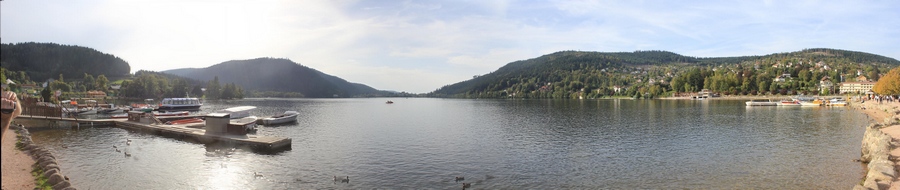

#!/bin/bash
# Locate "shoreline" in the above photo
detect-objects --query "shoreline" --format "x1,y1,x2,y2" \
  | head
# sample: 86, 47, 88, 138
852, 99, 900, 189
1, 123, 76, 190
1, 126, 35, 190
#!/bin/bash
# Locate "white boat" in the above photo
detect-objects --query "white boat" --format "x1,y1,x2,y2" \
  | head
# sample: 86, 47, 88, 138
746, 99, 777, 106
217, 106, 257, 119
109, 111, 189, 119
158, 98, 202, 111
258, 111, 299, 125
777, 99, 801, 106
98, 107, 125, 114
215, 106, 259, 132
828, 98, 848, 106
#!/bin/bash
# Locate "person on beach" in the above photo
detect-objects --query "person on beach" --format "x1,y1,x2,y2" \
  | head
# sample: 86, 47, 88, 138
1, 90, 23, 142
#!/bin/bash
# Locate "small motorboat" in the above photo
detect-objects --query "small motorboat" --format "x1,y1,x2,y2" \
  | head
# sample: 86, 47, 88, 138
111, 111, 189, 119
258, 111, 299, 125
386, 101, 394, 104
745, 99, 777, 106
165, 117, 204, 125
777, 99, 801, 106
155, 111, 190, 117
828, 98, 848, 106
98, 107, 125, 114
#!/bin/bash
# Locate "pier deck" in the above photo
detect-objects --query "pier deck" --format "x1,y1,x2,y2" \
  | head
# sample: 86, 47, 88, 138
16, 115, 292, 152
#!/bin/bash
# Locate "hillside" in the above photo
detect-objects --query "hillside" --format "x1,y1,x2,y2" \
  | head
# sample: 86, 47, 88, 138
163, 58, 385, 98
0, 42, 131, 81
432, 48, 900, 98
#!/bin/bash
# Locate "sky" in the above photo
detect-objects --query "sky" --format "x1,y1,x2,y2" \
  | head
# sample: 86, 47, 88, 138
2, 0, 899, 93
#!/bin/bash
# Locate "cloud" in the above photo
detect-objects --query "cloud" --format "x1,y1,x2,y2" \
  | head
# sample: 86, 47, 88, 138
2, 0, 899, 93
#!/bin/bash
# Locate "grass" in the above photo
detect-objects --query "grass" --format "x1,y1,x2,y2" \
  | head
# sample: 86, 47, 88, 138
15, 129, 53, 190
31, 163, 52, 190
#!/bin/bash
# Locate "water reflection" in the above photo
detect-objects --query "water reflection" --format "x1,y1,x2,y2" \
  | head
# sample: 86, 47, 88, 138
26, 98, 867, 189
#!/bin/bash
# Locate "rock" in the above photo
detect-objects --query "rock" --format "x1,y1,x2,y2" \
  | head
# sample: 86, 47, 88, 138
863, 179, 879, 190
42, 169, 59, 178
38, 156, 55, 163
51, 180, 71, 190
47, 173, 65, 186
39, 158, 57, 169
43, 164, 60, 171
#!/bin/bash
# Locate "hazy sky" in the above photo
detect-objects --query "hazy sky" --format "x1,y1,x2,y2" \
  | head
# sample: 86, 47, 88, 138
2, 1, 898, 93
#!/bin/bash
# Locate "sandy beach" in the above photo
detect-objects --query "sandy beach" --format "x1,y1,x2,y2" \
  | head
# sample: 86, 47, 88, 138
1, 127, 36, 190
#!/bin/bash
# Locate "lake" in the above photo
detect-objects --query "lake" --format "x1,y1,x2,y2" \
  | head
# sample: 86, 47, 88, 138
27, 98, 869, 189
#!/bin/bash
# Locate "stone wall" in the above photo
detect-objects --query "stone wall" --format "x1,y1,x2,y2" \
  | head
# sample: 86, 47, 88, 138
13, 124, 76, 190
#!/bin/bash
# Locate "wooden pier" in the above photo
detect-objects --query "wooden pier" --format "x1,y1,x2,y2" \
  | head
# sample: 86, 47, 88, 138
16, 115, 292, 152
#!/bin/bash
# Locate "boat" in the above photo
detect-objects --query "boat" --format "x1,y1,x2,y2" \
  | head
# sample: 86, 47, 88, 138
110, 111, 189, 119
217, 106, 257, 119
386, 101, 394, 104
98, 107, 125, 114
158, 98, 202, 111
745, 99, 777, 106
215, 106, 259, 132
800, 99, 824, 106
258, 111, 299, 125
777, 99, 801, 106
155, 111, 190, 117
827, 98, 848, 106
165, 117, 204, 125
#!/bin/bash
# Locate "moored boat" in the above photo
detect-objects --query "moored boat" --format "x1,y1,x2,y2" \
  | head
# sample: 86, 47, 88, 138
98, 107, 125, 114
215, 106, 259, 132
158, 98, 202, 111
258, 111, 299, 125
165, 117, 204, 125
799, 99, 824, 106
110, 111, 189, 119
746, 99, 777, 106
777, 99, 801, 106
827, 98, 848, 106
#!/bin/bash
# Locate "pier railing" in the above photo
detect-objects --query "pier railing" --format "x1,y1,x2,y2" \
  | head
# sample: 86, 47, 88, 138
20, 97, 63, 117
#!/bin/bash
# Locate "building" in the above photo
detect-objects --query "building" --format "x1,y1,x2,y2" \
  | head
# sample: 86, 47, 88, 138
839, 82, 877, 94
86, 90, 107, 98
773, 73, 792, 82
819, 76, 834, 94
856, 75, 869, 82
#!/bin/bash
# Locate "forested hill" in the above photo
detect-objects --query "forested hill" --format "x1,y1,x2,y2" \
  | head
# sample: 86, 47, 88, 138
432, 48, 900, 98
0, 42, 131, 81
163, 58, 385, 98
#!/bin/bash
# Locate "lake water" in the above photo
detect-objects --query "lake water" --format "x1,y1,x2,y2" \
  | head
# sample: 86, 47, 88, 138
27, 98, 870, 189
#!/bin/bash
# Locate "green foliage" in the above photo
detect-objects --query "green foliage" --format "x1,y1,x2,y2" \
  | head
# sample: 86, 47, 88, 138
41, 86, 53, 102
119, 70, 239, 99
1, 42, 130, 82
432, 48, 900, 98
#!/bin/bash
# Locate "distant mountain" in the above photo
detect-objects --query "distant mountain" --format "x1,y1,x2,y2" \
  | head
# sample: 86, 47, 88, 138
163, 58, 385, 98
432, 48, 900, 98
0, 42, 131, 81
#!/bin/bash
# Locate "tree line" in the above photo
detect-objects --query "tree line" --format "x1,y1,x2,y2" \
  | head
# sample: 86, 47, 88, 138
432, 49, 899, 99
